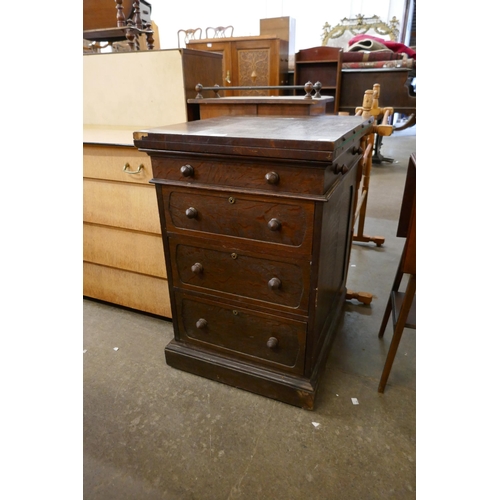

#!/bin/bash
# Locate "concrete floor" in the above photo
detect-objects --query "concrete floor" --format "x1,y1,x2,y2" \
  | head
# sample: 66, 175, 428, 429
83, 125, 416, 499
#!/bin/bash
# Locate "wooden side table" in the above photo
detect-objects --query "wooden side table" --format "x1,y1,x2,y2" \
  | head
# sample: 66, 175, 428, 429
377, 153, 416, 393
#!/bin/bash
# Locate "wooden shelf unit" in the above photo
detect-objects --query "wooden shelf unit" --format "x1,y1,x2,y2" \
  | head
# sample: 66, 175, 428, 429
294, 46, 343, 114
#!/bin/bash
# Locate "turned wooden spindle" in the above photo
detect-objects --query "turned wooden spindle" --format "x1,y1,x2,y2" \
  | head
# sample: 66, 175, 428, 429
145, 23, 155, 50
132, 0, 142, 29
355, 89, 374, 120
195, 84, 204, 99
125, 21, 136, 50
116, 0, 126, 27
313, 81, 322, 98
304, 81, 314, 99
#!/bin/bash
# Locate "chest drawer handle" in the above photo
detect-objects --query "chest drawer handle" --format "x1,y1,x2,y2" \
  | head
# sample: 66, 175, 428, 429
268, 218, 281, 231
191, 263, 203, 274
122, 163, 144, 174
333, 164, 349, 175
186, 207, 198, 219
180, 164, 194, 177
268, 277, 282, 290
265, 172, 280, 185
267, 337, 279, 349
196, 318, 208, 330
351, 146, 363, 155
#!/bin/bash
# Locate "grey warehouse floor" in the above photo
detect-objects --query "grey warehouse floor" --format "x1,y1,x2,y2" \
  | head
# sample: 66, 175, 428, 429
83, 124, 417, 499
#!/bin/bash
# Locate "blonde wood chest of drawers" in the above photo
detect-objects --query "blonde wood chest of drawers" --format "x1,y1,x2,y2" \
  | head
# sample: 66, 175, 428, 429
83, 49, 223, 317
134, 115, 373, 408
83, 127, 171, 317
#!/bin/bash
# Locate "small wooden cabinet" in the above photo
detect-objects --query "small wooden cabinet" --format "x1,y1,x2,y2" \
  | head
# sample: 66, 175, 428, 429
294, 46, 343, 114
134, 114, 373, 408
187, 36, 289, 95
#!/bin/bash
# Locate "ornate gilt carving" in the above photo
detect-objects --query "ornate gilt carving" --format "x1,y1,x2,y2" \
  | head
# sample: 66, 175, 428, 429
321, 14, 400, 45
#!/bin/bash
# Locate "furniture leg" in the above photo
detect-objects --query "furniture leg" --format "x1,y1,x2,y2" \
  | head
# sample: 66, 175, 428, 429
378, 274, 416, 393
372, 132, 394, 164
378, 254, 405, 338
346, 290, 372, 305
352, 132, 385, 246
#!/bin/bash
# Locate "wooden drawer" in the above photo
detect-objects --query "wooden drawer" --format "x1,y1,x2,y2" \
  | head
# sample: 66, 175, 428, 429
175, 292, 306, 374
84, 262, 171, 318
160, 185, 314, 251
83, 178, 161, 233
83, 144, 153, 185
169, 235, 310, 312
84, 223, 166, 278
151, 155, 328, 195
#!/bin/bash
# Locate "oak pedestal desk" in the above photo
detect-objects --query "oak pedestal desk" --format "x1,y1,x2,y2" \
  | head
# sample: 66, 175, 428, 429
134, 115, 373, 409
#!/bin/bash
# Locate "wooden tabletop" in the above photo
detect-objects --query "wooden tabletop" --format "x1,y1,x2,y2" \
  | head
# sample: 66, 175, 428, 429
83, 125, 139, 147
134, 115, 374, 161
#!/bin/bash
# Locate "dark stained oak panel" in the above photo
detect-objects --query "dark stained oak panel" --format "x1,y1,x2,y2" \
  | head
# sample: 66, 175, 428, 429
171, 238, 310, 310
176, 293, 307, 374
163, 187, 314, 249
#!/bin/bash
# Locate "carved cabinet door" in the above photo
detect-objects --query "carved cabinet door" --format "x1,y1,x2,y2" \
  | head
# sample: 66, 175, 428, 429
231, 39, 286, 96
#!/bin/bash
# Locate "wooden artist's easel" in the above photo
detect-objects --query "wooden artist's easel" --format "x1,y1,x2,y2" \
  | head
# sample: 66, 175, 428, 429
345, 84, 394, 305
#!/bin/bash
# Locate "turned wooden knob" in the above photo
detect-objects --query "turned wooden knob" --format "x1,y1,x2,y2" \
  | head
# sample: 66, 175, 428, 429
268, 218, 282, 231
265, 171, 280, 185
186, 207, 198, 219
267, 337, 279, 349
196, 318, 208, 329
333, 164, 349, 175
268, 277, 282, 290
351, 146, 363, 155
180, 164, 194, 177
191, 263, 203, 274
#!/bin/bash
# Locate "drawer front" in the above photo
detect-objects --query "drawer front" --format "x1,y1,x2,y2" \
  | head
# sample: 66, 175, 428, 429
162, 186, 314, 251
170, 236, 310, 311
331, 143, 363, 175
151, 155, 326, 195
84, 223, 167, 278
84, 262, 171, 318
175, 293, 306, 374
84, 144, 153, 185
84, 178, 161, 233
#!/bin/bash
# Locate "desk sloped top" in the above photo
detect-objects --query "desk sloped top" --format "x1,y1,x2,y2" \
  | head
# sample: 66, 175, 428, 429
133, 115, 373, 162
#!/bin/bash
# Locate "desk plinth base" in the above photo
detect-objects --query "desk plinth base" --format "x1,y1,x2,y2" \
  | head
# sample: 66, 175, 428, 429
165, 342, 316, 409
164, 304, 342, 411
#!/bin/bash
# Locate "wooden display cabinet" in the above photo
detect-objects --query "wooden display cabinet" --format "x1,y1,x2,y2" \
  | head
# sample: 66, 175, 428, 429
187, 35, 289, 96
